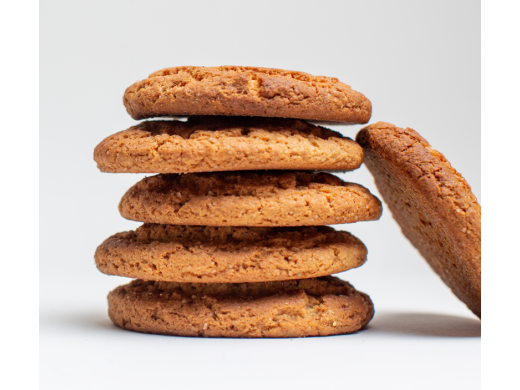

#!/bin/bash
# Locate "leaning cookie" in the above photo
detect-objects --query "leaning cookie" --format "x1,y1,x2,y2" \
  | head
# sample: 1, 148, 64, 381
119, 171, 383, 227
108, 277, 374, 337
95, 224, 367, 283
357, 122, 481, 317
94, 117, 364, 173
123, 66, 372, 124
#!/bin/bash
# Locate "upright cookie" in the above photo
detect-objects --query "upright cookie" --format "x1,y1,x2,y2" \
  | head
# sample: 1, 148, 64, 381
357, 122, 481, 317
94, 116, 364, 174
119, 171, 383, 226
123, 66, 372, 124
108, 277, 374, 337
95, 224, 367, 283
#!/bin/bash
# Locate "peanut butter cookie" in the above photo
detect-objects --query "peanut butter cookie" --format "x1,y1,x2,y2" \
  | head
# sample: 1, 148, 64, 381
94, 116, 363, 173
108, 277, 374, 337
357, 122, 481, 317
123, 66, 371, 123
119, 171, 383, 227
95, 224, 367, 283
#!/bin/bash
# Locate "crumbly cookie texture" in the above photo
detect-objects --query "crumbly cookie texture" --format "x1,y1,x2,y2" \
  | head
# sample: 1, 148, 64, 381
107, 277, 374, 337
94, 116, 364, 173
95, 224, 367, 283
357, 122, 481, 317
118, 171, 383, 227
123, 66, 372, 124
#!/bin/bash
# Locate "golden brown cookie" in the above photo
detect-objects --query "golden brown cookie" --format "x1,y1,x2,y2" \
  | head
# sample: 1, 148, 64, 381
95, 224, 367, 283
108, 277, 374, 337
94, 116, 364, 174
356, 122, 481, 317
119, 171, 383, 227
123, 66, 372, 124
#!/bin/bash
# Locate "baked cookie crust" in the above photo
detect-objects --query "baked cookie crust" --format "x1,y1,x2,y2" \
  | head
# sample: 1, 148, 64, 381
108, 277, 374, 337
119, 171, 383, 226
357, 122, 481, 317
123, 66, 372, 124
94, 116, 364, 174
95, 224, 367, 283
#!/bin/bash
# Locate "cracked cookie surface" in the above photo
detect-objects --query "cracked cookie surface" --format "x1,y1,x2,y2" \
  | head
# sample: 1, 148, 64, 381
357, 122, 481, 317
123, 66, 372, 123
95, 224, 367, 283
107, 276, 374, 337
118, 171, 383, 226
94, 116, 364, 173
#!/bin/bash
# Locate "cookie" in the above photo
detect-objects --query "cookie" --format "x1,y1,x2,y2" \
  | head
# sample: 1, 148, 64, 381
95, 224, 367, 283
107, 277, 374, 337
356, 122, 481, 317
94, 116, 364, 174
119, 171, 383, 226
123, 66, 372, 124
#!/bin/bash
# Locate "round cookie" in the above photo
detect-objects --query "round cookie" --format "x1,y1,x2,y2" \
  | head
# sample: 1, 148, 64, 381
123, 66, 372, 124
108, 277, 374, 337
94, 116, 364, 174
356, 122, 481, 317
119, 171, 383, 227
95, 224, 367, 283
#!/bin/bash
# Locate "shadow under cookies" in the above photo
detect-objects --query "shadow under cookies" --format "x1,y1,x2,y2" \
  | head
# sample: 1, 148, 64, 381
41, 308, 481, 339
368, 311, 481, 338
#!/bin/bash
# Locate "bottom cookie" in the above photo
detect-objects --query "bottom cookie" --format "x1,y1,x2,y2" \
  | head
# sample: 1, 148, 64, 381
108, 277, 374, 338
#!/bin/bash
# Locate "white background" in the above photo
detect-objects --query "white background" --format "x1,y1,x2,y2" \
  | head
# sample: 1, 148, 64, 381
38, 1, 483, 389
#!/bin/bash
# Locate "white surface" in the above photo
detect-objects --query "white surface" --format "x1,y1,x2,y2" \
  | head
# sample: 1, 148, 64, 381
40, 271, 480, 390
40, 1, 481, 389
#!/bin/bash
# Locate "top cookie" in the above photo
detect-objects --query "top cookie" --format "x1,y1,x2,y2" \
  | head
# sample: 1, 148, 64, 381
356, 122, 481, 317
123, 66, 372, 124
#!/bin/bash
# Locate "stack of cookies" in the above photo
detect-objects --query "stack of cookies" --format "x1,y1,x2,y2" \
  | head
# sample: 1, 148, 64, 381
94, 66, 383, 337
